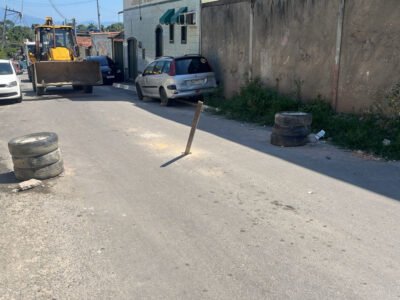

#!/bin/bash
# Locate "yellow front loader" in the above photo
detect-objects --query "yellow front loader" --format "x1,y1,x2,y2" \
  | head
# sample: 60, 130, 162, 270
28, 17, 102, 96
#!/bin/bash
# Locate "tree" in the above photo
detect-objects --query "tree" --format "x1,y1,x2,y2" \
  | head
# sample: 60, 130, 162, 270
0, 20, 33, 59
76, 24, 88, 32
106, 22, 123, 32
87, 23, 98, 32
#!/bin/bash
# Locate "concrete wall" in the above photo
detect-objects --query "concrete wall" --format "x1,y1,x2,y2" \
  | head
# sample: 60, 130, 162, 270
201, 0, 400, 113
91, 34, 113, 57
123, 0, 201, 79
201, 0, 250, 98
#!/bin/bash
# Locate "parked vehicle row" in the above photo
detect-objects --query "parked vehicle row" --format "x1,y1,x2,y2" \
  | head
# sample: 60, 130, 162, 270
135, 55, 218, 106
0, 53, 217, 107
84, 55, 123, 85
0, 59, 22, 103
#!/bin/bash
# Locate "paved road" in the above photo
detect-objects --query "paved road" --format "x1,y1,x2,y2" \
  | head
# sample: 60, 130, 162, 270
0, 77, 399, 299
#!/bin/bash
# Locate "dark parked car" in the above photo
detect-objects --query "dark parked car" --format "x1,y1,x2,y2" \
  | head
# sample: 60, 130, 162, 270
85, 56, 121, 85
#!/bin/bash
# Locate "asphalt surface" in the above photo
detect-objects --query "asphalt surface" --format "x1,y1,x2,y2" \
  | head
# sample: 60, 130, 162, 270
0, 76, 399, 299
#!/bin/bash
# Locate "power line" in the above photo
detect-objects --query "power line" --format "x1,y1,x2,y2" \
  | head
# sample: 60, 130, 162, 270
48, 0, 65, 20
1, 6, 22, 49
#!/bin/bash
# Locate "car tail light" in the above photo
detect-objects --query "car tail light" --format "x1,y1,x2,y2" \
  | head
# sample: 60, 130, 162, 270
168, 60, 176, 76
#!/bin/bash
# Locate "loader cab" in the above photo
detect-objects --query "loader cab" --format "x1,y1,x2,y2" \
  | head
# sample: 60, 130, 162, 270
35, 25, 77, 61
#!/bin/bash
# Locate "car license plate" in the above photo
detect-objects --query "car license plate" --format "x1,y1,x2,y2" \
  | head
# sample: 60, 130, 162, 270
106, 75, 115, 79
191, 79, 203, 85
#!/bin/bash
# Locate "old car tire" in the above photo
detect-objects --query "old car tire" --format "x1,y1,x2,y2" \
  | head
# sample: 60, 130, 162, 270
272, 124, 311, 137
275, 112, 312, 128
12, 149, 61, 169
160, 88, 170, 106
36, 87, 45, 96
136, 83, 144, 100
8, 132, 58, 158
270, 133, 308, 147
14, 159, 64, 181
84, 85, 93, 93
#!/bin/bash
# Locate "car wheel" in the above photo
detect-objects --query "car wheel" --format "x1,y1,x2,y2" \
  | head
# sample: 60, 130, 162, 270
160, 87, 171, 106
84, 85, 93, 93
15, 93, 22, 103
8, 132, 59, 158
36, 87, 45, 96
136, 83, 144, 100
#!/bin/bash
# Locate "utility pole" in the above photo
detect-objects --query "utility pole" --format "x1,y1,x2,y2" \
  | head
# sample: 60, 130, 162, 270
1, 6, 22, 49
96, 0, 101, 32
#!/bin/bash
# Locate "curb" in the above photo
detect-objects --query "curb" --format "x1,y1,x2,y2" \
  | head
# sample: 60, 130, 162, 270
113, 83, 136, 93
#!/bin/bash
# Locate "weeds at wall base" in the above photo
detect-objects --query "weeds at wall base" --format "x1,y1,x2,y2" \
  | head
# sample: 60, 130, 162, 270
204, 80, 400, 161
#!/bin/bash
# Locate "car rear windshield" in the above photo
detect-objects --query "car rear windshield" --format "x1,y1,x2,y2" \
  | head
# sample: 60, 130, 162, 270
175, 57, 212, 75
88, 56, 108, 66
0, 63, 13, 75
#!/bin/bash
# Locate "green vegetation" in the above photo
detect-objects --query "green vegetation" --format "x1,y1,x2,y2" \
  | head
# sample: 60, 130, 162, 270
205, 79, 400, 160
76, 22, 124, 32
0, 20, 33, 59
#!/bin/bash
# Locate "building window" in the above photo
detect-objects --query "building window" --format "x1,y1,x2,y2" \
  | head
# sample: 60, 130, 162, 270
169, 24, 174, 43
142, 48, 146, 60
181, 26, 187, 44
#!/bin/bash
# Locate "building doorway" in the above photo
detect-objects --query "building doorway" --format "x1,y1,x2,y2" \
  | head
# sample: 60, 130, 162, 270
127, 38, 137, 81
155, 26, 163, 58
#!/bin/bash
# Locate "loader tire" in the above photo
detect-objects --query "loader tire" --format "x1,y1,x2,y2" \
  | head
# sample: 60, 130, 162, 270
14, 159, 64, 181
275, 112, 312, 128
84, 85, 93, 93
12, 149, 61, 169
270, 133, 308, 147
8, 132, 59, 158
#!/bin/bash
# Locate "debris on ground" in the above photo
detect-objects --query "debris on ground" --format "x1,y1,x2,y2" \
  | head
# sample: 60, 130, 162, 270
382, 139, 391, 146
352, 150, 382, 161
308, 130, 326, 143
13, 179, 43, 192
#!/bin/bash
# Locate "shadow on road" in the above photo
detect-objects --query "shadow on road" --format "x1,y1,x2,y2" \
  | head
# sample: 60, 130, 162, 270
40, 85, 400, 202
0, 171, 18, 184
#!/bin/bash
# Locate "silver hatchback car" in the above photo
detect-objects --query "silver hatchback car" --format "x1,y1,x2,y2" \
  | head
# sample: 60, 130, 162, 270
135, 55, 217, 106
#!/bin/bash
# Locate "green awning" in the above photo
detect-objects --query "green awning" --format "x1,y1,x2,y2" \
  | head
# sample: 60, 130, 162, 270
170, 7, 188, 24
159, 9, 175, 25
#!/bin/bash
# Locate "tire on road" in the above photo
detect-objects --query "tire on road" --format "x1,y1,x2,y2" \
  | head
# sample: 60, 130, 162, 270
8, 132, 59, 158
272, 124, 311, 137
270, 133, 308, 147
12, 149, 62, 169
14, 159, 64, 181
275, 112, 312, 128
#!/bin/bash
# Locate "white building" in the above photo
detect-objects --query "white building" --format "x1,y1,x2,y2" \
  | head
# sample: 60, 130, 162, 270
122, 0, 201, 81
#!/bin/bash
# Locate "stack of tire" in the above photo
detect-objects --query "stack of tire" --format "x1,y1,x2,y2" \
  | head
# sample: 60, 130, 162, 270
270, 112, 312, 147
8, 132, 64, 181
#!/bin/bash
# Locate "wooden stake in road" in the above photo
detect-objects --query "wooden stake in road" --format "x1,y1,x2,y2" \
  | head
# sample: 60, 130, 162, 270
184, 101, 204, 155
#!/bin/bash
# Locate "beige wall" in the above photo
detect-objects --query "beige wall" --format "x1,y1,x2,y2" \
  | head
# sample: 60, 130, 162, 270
202, 0, 400, 113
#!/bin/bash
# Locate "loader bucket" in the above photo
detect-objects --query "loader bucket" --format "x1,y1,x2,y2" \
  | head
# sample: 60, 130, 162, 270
34, 61, 103, 87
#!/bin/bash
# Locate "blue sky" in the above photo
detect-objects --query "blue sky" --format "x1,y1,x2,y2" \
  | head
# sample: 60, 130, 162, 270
3, 0, 123, 25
